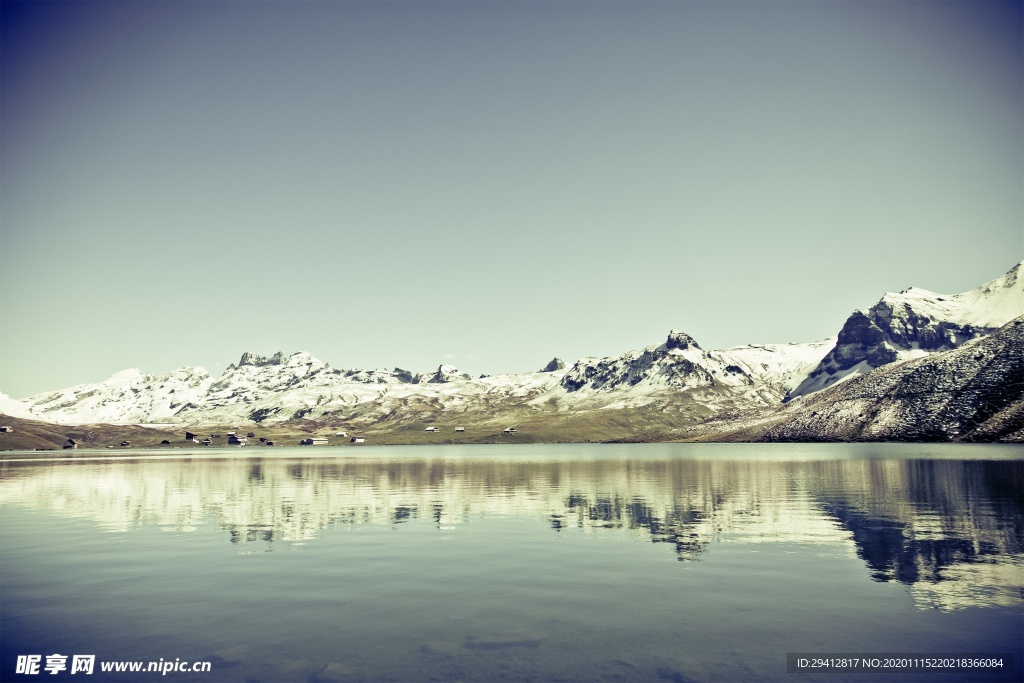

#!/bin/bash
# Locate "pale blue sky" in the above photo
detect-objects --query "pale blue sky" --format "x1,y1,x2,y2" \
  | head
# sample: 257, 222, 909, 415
2, 0, 1022, 398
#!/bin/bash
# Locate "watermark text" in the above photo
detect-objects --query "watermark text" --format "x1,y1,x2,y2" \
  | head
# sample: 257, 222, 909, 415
15, 654, 212, 676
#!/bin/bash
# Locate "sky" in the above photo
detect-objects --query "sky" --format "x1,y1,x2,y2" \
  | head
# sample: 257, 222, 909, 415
1, 0, 1022, 399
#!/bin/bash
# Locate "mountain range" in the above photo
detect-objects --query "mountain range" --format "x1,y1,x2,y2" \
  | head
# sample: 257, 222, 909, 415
2, 262, 1022, 444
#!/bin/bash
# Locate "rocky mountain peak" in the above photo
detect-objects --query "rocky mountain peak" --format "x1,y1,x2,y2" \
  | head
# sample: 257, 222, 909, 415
392, 367, 418, 384
238, 351, 290, 368
540, 358, 566, 372
426, 364, 470, 384
238, 352, 267, 367
665, 330, 701, 351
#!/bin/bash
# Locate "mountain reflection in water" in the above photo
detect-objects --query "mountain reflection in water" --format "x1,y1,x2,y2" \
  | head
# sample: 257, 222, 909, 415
1, 450, 1021, 612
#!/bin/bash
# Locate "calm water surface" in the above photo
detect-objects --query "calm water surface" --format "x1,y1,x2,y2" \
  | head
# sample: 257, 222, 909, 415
1, 443, 1021, 682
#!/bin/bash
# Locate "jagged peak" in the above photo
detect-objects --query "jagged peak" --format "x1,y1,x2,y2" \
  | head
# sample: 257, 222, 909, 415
238, 351, 300, 367
427, 364, 469, 384
540, 358, 566, 372
392, 367, 419, 383
238, 351, 267, 367
665, 329, 701, 351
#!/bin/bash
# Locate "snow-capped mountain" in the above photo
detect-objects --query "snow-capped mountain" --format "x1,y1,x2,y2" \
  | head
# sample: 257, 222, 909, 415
4, 262, 1022, 440
765, 315, 1024, 442
560, 330, 750, 394
13, 347, 564, 427
554, 329, 831, 409
19, 367, 213, 425
9, 334, 800, 427
788, 262, 1023, 399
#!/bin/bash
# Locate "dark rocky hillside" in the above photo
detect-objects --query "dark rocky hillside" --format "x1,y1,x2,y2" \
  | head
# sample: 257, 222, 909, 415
765, 316, 1024, 442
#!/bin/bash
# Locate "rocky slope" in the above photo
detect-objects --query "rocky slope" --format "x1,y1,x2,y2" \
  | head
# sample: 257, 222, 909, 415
765, 316, 1024, 442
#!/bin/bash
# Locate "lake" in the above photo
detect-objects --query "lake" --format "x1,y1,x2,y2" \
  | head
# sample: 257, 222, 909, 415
1, 443, 1021, 682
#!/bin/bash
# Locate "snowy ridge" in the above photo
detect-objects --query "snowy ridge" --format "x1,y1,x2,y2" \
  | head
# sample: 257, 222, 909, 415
22, 367, 213, 425
717, 339, 835, 394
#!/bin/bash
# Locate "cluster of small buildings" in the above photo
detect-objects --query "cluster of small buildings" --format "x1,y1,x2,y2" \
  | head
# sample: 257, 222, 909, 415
423, 426, 517, 434
181, 430, 366, 447
298, 436, 365, 445
3, 422, 521, 451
